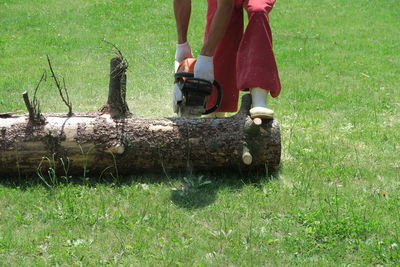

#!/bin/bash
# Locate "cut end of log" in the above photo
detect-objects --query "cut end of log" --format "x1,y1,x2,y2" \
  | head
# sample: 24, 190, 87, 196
242, 152, 253, 165
253, 118, 262, 125
242, 143, 253, 165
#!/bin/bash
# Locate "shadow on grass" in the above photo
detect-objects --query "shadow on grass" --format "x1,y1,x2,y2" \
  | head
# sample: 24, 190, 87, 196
169, 168, 279, 210
0, 167, 280, 210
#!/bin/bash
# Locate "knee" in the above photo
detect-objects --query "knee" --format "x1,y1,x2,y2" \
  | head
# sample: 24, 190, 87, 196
245, 1, 274, 14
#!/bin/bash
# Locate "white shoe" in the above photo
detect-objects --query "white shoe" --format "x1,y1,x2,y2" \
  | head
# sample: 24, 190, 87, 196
249, 88, 274, 119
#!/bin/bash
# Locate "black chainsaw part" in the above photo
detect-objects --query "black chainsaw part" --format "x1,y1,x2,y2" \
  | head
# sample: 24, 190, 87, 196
174, 72, 222, 115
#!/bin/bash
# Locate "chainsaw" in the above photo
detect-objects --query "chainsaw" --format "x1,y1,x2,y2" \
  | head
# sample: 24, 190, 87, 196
173, 58, 222, 117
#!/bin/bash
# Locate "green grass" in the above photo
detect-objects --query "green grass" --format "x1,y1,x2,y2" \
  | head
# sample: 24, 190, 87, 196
1, 0, 399, 265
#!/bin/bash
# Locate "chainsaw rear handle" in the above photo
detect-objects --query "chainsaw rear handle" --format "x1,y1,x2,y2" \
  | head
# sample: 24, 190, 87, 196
174, 72, 194, 80
174, 72, 222, 115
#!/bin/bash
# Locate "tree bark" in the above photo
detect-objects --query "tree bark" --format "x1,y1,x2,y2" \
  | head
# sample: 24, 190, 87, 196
0, 94, 280, 178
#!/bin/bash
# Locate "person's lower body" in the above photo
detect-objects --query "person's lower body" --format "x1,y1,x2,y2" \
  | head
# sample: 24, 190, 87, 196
205, 0, 281, 117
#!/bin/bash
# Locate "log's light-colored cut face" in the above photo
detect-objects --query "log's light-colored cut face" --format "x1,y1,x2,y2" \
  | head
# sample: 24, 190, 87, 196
0, 116, 27, 128
44, 117, 97, 142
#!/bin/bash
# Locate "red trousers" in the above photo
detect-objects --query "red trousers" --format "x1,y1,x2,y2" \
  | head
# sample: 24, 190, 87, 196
205, 0, 281, 112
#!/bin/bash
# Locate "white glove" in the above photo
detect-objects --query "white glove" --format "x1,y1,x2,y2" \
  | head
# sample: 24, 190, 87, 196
194, 55, 214, 82
175, 42, 193, 72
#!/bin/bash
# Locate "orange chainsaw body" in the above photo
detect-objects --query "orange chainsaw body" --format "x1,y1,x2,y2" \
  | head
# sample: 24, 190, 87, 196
177, 58, 197, 73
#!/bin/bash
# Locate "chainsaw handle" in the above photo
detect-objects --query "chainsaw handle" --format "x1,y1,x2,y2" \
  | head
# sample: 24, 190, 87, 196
203, 80, 222, 115
175, 72, 194, 80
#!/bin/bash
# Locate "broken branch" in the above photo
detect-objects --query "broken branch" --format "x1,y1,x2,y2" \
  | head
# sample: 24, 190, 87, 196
22, 91, 35, 121
47, 55, 73, 117
22, 71, 46, 124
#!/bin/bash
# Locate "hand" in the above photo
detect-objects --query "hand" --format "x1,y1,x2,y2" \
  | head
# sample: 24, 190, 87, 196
194, 55, 214, 82
175, 42, 193, 72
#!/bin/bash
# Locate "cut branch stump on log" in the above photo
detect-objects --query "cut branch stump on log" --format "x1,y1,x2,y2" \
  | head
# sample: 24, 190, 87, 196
100, 57, 130, 118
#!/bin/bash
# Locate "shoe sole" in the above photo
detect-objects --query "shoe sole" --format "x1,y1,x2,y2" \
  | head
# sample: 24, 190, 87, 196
250, 114, 274, 119
250, 108, 274, 119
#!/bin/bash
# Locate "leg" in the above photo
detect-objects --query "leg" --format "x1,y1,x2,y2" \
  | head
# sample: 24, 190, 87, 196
237, 0, 281, 98
205, 0, 244, 113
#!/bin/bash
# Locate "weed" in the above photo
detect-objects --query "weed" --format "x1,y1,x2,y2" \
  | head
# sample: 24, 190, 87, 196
36, 155, 59, 188
179, 175, 212, 196
79, 144, 96, 182
60, 157, 71, 183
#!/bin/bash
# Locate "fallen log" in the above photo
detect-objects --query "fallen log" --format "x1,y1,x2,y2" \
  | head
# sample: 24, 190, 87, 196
0, 55, 281, 178
0, 94, 280, 177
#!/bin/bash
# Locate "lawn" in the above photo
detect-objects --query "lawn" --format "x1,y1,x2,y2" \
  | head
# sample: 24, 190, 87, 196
0, 0, 399, 265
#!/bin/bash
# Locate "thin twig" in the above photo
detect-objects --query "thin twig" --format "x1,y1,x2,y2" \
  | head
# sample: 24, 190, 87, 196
34, 71, 46, 99
102, 40, 129, 77
32, 71, 46, 122
102, 39, 124, 59
61, 76, 71, 109
46, 55, 73, 116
